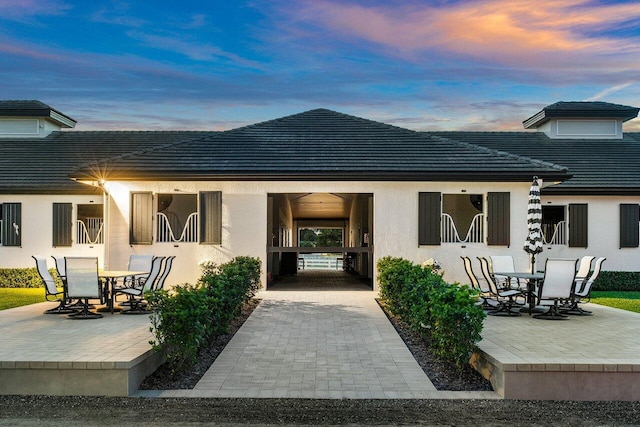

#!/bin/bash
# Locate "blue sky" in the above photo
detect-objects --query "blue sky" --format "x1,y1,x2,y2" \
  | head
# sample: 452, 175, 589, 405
1, 0, 639, 131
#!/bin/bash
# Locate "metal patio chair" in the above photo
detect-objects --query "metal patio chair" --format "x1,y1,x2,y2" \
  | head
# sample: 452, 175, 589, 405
461, 256, 496, 310
32, 255, 76, 314
477, 256, 523, 316
65, 257, 103, 319
533, 258, 578, 320
562, 257, 606, 316
117, 256, 164, 314
152, 256, 175, 291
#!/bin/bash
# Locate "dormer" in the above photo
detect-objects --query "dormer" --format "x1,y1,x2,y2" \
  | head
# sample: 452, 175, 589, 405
0, 100, 76, 138
523, 101, 639, 139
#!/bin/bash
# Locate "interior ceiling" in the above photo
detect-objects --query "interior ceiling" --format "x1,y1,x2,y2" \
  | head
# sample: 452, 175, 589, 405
287, 193, 355, 219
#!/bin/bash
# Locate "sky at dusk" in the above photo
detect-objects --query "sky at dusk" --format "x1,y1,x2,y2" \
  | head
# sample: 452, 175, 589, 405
1, 0, 640, 131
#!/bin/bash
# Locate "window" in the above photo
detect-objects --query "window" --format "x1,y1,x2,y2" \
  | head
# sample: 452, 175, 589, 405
129, 191, 222, 245
157, 194, 197, 243
620, 204, 640, 248
1, 203, 21, 247
77, 204, 104, 245
441, 194, 484, 243
541, 206, 566, 245
418, 192, 509, 246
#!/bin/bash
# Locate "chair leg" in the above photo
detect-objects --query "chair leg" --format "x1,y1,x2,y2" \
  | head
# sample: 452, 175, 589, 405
44, 298, 77, 315
560, 300, 593, 316
68, 298, 103, 319
487, 297, 521, 317
533, 300, 569, 320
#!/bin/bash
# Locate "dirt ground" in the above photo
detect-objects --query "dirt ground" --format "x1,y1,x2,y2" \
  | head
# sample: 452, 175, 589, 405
1, 396, 640, 426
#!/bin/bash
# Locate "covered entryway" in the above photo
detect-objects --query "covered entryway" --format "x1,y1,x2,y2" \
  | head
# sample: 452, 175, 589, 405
267, 193, 373, 289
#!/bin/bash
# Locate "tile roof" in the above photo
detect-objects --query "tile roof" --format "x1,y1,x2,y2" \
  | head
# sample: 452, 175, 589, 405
0, 131, 215, 194
0, 100, 77, 127
428, 131, 640, 194
523, 101, 639, 128
70, 109, 568, 183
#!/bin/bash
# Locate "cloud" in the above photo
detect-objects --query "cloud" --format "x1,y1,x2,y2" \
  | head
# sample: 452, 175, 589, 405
126, 31, 267, 70
282, 0, 640, 74
0, 0, 71, 20
586, 82, 634, 101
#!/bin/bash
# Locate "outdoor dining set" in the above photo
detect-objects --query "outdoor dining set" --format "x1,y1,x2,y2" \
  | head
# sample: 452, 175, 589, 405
33, 254, 175, 319
462, 254, 606, 320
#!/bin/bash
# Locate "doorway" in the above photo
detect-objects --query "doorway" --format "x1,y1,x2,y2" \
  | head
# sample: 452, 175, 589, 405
267, 193, 373, 288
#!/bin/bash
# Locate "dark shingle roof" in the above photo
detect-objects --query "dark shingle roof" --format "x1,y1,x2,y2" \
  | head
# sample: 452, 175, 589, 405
0, 131, 216, 194
428, 131, 640, 194
70, 109, 568, 183
523, 101, 639, 129
0, 100, 77, 128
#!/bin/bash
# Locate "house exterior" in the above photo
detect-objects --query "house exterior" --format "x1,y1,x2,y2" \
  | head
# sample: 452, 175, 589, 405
0, 100, 638, 289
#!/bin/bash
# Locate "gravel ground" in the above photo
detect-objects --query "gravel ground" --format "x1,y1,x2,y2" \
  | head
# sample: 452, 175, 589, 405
3, 297, 640, 425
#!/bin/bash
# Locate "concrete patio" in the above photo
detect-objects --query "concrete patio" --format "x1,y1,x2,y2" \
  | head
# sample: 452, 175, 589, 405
1, 270, 639, 400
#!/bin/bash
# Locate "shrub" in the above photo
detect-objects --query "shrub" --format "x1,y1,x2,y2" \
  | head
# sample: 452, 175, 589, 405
147, 256, 261, 373
0, 268, 61, 288
592, 271, 640, 292
377, 256, 485, 370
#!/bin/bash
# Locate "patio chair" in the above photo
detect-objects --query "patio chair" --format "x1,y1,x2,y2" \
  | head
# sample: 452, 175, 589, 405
152, 256, 175, 291
575, 256, 595, 281
117, 256, 164, 314
477, 257, 523, 316
490, 255, 522, 289
461, 256, 496, 309
562, 257, 606, 316
32, 255, 76, 314
533, 258, 578, 320
125, 254, 155, 285
65, 257, 103, 319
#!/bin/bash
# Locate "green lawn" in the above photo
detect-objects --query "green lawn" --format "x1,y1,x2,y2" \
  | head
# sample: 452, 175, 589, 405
590, 291, 640, 314
0, 287, 46, 311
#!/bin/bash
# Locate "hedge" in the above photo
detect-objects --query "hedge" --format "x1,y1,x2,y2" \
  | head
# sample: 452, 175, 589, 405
377, 256, 485, 370
0, 268, 62, 288
147, 256, 261, 374
592, 271, 640, 292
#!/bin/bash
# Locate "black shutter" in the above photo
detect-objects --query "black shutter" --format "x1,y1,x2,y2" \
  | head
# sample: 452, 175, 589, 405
1, 203, 21, 247
620, 204, 639, 248
487, 192, 510, 246
52, 203, 72, 247
200, 191, 222, 244
130, 192, 153, 245
569, 203, 588, 248
418, 192, 441, 245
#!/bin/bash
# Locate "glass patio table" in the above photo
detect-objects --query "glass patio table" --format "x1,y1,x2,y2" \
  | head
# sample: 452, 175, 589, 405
493, 271, 544, 315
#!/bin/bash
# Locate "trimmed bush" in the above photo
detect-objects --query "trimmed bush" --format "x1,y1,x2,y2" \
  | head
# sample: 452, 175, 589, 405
377, 256, 485, 370
592, 271, 640, 292
0, 268, 62, 288
147, 256, 262, 374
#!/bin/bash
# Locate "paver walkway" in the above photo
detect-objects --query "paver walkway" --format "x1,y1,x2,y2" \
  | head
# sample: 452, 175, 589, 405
141, 270, 496, 399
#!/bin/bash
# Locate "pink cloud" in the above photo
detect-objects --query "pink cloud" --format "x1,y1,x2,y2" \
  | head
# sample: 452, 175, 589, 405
0, 0, 70, 18
286, 0, 640, 70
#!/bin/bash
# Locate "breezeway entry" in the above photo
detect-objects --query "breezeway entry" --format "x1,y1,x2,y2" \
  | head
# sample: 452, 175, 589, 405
266, 193, 373, 289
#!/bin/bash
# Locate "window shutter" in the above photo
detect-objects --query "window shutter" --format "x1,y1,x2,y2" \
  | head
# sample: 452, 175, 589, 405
569, 203, 588, 248
620, 204, 639, 248
487, 192, 510, 246
418, 192, 441, 245
200, 191, 222, 245
52, 203, 72, 247
1, 203, 21, 247
130, 192, 153, 245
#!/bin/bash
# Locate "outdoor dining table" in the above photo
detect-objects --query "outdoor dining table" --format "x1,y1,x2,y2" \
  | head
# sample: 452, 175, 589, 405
98, 270, 148, 314
493, 271, 544, 315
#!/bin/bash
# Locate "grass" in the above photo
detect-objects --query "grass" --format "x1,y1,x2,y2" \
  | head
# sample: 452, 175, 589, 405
590, 291, 640, 314
0, 287, 46, 311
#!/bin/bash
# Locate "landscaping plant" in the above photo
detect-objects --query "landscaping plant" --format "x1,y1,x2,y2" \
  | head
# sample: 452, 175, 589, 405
147, 256, 261, 374
377, 256, 485, 370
